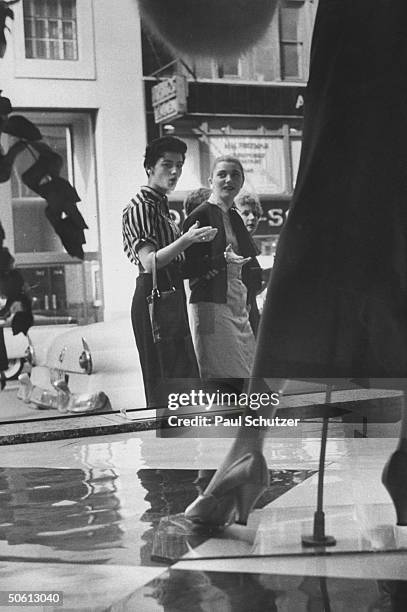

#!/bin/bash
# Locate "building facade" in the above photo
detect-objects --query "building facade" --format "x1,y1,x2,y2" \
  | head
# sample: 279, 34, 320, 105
142, 0, 318, 266
1, 0, 146, 322
0, 0, 317, 325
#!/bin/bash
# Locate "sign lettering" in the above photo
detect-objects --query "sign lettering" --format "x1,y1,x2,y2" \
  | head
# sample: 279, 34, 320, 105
152, 76, 188, 124
208, 136, 286, 193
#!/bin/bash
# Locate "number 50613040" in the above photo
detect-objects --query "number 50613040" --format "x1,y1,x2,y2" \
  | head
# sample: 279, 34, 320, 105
0, 591, 63, 606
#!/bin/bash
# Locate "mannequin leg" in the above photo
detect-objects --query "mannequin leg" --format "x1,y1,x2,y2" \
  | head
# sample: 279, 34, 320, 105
382, 390, 407, 525
397, 391, 407, 450
185, 378, 285, 526
201, 378, 284, 495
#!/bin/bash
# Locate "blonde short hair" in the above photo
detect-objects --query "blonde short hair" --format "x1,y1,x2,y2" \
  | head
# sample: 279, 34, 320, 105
210, 155, 245, 180
234, 190, 262, 217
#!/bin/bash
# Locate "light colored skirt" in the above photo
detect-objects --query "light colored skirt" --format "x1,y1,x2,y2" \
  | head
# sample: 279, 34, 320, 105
189, 266, 255, 378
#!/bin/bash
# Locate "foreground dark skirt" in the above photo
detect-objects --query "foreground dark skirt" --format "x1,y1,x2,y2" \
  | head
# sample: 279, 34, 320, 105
131, 272, 199, 408
254, 0, 407, 382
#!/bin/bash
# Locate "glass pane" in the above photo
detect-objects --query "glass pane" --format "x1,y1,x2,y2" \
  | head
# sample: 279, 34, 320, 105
11, 126, 72, 254
254, 30, 274, 82
23, 0, 34, 18
290, 138, 302, 187
25, 38, 34, 58
13, 201, 63, 253
49, 40, 60, 59
281, 43, 301, 78
209, 136, 286, 193
34, 0, 46, 17
222, 58, 239, 76
47, 0, 58, 18
280, 7, 300, 41
11, 149, 40, 198
39, 125, 71, 181
35, 39, 47, 58
20, 261, 100, 325
194, 56, 213, 79
24, 18, 33, 37
35, 19, 46, 37
63, 41, 76, 60
61, 0, 75, 19
62, 21, 73, 39
260, 137, 286, 193
48, 20, 58, 38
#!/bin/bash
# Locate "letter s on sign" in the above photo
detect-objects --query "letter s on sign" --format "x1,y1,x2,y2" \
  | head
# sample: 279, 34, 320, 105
267, 209, 285, 227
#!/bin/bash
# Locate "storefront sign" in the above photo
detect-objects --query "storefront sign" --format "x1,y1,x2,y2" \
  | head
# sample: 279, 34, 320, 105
168, 199, 289, 236
256, 201, 290, 235
295, 94, 304, 110
208, 136, 286, 194
152, 76, 188, 124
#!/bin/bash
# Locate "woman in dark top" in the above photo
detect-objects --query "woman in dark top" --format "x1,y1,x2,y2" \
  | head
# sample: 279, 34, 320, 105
122, 136, 216, 408
183, 156, 261, 385
185, 0, 407, 529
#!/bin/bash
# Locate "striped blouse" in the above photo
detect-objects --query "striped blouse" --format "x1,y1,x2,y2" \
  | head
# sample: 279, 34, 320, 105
122, 186, 184, 268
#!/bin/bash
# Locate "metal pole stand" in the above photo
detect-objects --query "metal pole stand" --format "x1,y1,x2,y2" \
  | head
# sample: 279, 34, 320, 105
302, 383, 337, 547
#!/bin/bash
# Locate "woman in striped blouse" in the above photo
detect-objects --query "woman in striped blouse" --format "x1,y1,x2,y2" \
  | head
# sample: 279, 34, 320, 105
122, 136, 216, 408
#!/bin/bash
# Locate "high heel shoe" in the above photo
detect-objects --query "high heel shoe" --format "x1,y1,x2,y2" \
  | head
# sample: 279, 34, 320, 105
382, 450, 407, 526
193, 469, 213, 494
185, 451, 269, 528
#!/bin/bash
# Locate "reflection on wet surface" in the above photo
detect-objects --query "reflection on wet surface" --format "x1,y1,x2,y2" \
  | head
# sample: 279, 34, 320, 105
0, 467, 123, 562
113, 569, 407, 611
0, 467, 315, 566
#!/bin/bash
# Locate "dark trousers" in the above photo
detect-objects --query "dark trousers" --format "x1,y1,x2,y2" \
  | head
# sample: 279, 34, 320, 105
131, 273, 199, 409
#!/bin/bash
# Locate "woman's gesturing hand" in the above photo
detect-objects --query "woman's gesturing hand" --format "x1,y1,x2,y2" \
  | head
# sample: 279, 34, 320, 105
184, 221, 218, 246
224, 243, 251, 265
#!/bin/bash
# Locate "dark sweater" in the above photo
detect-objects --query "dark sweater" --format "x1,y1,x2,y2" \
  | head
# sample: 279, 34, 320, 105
182, 202, 261, 305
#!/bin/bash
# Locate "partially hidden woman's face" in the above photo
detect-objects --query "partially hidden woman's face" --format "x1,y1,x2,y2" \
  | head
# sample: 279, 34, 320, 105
148, 151, 184, 194
237, 203, 260, 234
209, 161, 244, 202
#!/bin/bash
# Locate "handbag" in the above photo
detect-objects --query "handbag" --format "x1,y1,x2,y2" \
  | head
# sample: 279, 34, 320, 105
146, 253, 191, 344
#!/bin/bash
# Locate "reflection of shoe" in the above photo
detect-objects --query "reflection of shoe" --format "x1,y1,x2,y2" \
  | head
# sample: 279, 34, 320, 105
382, 450, 407, 526
185, 451, 269, 528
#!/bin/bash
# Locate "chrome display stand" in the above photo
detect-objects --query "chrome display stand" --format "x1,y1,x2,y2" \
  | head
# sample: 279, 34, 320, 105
302, 383, 337, 547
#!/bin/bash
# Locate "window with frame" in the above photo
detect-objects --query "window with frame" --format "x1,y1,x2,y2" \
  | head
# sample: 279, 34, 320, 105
10, 125, 73, 253
217, 57, 241, 78
23, 0, 78, 60
2, 113, 102, 323
279, 0, 305, 80
205, 127, 302, 196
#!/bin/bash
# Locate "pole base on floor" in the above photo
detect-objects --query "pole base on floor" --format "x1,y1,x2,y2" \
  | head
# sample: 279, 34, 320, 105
301, 534, 337, 547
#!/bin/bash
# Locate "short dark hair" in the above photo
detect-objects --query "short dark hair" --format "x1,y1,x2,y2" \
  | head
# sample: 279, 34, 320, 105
183, 187, 211, 216
144, 136, 187, 173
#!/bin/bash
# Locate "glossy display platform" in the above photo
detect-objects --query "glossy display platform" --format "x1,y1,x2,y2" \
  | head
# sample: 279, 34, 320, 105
113, 569, 407, 611
1, 428, 407, 610
0, 466, 315, 565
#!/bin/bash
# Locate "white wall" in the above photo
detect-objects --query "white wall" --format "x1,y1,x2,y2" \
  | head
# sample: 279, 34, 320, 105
92, 0, 147, 319
0, 0, 147, 320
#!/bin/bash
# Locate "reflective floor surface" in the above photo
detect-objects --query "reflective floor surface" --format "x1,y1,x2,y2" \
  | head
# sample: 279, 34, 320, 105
1, 429, 407, 610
